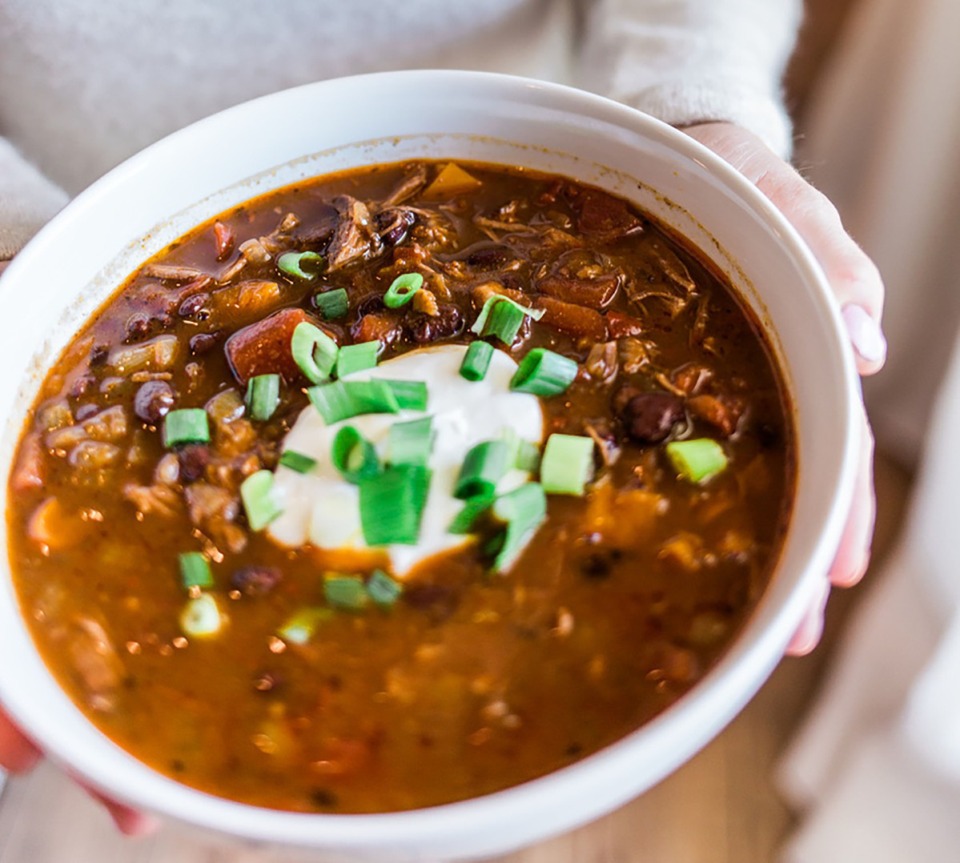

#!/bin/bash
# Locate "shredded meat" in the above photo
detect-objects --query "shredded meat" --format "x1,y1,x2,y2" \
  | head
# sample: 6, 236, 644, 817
326, 196, 383, 272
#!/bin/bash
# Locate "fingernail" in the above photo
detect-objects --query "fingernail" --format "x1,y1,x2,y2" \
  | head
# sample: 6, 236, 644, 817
842, 305, 887, 364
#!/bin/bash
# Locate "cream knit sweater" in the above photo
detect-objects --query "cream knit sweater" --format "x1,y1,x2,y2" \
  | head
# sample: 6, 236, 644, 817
0, 0, 800, 261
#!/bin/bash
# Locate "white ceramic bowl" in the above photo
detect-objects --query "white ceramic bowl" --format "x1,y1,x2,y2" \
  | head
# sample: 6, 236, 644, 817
0, 71, 859, 861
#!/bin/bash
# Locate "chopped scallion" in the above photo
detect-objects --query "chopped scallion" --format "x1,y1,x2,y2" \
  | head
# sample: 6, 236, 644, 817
665, 438, 728, 484
510, 348, 578, 396
459, 340, 495, 381
501, 428, 542, 473
323, 575, 365, 609
307, 380, 400, 424
384, 379, 429, 411
386, 416, 434, 467
454, 440, 510, 500
278, 250, 324, 281
178, 551, 213, 591
163, 408, 210, 448
278, 449, 317, 474
323, 574, 369, 610
481, 298, 526, 345
540, 434, 595, 496
240, 469, 283, 531
336, 340, 380, 377
291, 321, 339, 384
448, 491, 495, 534
367, 569, 403, 607
313, 287, 349, 320
359, 465, 431, 546
491, 482, 547, 573
470, 295, 544, 340
244, 373, 280, 421
179, 593, 223, 639
383, 273, 424, 308
331, 426, 380, 484
277, 607, 331, 645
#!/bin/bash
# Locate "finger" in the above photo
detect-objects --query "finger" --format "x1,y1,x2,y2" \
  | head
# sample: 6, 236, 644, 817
785, 577, 830, 656
75, 777, 162, 837
682, 123, 886, 376
0, 709, 41, 773
828, 406, 877, 588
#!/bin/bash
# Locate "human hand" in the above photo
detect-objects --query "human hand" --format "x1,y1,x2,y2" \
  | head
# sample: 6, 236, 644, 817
681, 122, 886, 656
0, 707, 156, 834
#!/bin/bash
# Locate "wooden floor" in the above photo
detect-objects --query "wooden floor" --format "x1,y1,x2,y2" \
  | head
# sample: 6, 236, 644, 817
0, 455, 910, 863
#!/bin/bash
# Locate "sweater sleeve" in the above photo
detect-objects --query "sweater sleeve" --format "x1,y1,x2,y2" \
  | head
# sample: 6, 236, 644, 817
0, 136, 68, 261
578, 0, 802, 159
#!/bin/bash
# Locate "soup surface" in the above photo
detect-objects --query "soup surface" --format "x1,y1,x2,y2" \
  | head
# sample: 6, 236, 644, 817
7, 160, 793, 813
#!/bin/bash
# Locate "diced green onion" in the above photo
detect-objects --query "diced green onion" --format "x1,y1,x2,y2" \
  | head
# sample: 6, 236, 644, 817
179, 594, 223, 639
501, 428, 542, 473
277, 607, 331, 645
387, 416, 434, 467
510, 348, 578, 396
331, 426, 380, 484
244, 373, 280, 421
482, 298, 527, 344
665, 438, 728, 484
384, 379, 429, 411
448, 491, 495, 534
240, 469, 283, 531
323, 574, 369, 611
491, 482, 547, 573
367, 569, 403, 607
336, 341, 380, 377
163, 408, 210, 447
383, 273, 424, 308
307, 380, 400, 424
459, 340, 495, 381
454, 440, 511, 500
278, 250, 324, 281
291, 321, 339, 384
278, 449, 317, 474
470, 295, 545, 342
540, 434, 595, 496
178, 551, 213, 591
359, 465, 431, 546
313, 288, 349, 320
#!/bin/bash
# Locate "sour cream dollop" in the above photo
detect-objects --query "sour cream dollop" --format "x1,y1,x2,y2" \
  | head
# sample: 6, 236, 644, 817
267, 344, 544, 575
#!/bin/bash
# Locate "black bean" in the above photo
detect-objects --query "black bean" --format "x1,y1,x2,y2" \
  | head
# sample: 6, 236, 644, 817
133, 380, 176, 425
405, 304, 463, 344
177, 444, 210, 483
89, 344, 109, 367
178, 292, 210, 320
69, 374, 98, 400
403, 582, 460, 622
618, 392, 684, 444
124, 312, 153, 342
465, 244, 516, 270
355, 294, 386, 317
74, 403, 100, 423
230, 565, 283, 597
189, 331, 222, 356
376, 208, 416, 247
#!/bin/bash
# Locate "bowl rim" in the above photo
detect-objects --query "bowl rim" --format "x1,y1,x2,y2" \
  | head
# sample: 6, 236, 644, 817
0, 69, 859, 853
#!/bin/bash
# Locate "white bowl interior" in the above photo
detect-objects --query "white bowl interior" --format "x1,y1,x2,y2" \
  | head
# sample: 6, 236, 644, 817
0, 71, 858, 861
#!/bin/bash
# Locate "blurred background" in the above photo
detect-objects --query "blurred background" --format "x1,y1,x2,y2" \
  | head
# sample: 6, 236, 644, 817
0, 0, 929, 860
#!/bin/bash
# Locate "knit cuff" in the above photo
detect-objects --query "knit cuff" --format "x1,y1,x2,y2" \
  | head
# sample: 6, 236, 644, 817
0, 137, 68, 260
629, 80, 794, 161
